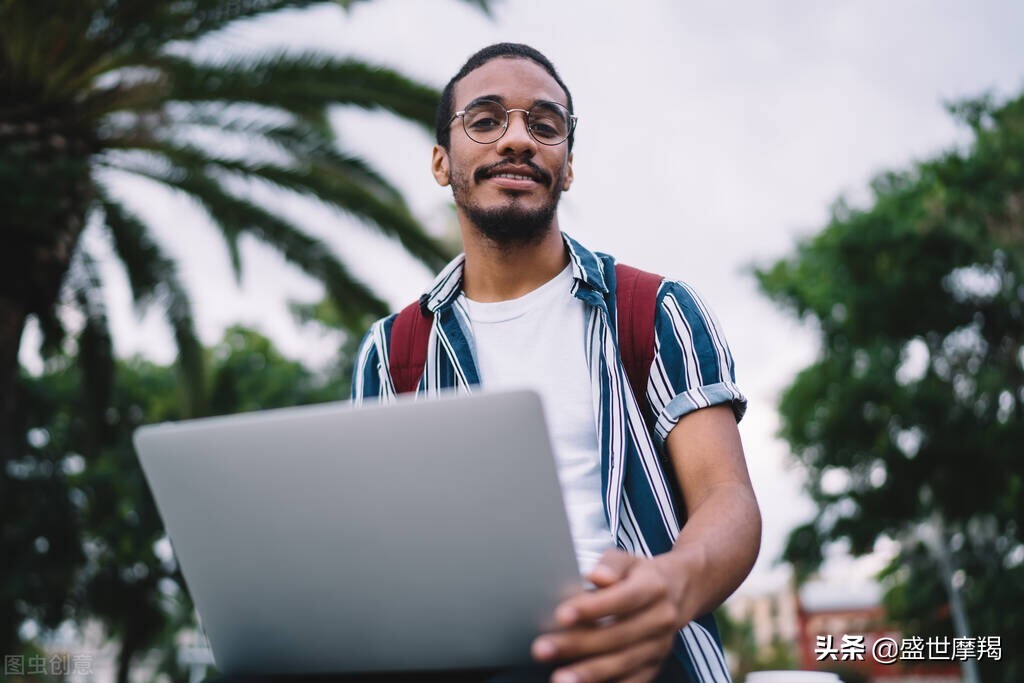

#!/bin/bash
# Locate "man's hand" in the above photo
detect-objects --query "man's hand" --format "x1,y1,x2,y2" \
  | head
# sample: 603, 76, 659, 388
531, 406, 760, 682
531, 548, 687, 683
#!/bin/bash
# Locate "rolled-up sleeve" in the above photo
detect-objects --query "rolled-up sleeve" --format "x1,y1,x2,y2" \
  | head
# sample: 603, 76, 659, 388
645, 280, 747, 448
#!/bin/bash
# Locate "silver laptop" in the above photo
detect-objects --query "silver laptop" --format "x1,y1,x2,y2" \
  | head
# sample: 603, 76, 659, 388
134, 389, 583, 676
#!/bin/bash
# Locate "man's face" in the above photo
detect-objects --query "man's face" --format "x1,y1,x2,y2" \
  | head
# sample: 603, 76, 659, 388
432, 57, 574, 247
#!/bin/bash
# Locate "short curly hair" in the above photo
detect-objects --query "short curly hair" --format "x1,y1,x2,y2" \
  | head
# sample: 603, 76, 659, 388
435, 43, 575, 151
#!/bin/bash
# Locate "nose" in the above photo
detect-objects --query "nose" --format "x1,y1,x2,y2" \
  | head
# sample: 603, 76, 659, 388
496, 109, 537, 156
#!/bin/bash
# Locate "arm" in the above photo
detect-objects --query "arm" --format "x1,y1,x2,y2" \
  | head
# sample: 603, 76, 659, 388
532, 405, 760, 683
655, 403, 761, 620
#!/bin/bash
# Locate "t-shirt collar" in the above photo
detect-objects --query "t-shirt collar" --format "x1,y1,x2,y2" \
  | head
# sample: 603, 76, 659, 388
421, 232, 609, 314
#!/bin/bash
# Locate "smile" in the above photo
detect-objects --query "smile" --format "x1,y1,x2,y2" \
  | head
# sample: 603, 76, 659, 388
476, 162, 551, 187
492, 173, 536, 181
485, 174, 544, 191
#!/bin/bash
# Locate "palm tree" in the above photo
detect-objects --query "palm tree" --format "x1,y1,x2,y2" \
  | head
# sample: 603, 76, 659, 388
0, 0, 488, 672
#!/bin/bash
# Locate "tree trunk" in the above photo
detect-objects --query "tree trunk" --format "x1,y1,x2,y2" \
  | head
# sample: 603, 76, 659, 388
116, 633, 138, 683
0, 295, 26, 468
1, 102, 94, 652
0, 106, 95, 465
0, 297, 26, 656
923, 513, 980, 683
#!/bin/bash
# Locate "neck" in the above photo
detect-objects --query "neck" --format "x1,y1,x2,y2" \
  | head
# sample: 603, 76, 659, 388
459, 221, 568, 302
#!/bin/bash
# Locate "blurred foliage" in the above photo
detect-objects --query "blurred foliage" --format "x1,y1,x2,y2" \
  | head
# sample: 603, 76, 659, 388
1, 0, 489, 676
0, 0, 460, 430
716, 608, 797, 681
14, 326, 347, 682
756, 91, 1024, 682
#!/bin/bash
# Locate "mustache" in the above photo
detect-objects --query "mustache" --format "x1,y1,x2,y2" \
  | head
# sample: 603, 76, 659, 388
474, 160, 552, 186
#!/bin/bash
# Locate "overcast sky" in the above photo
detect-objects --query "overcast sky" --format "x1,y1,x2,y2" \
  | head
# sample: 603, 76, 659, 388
22, 0, 1024, 598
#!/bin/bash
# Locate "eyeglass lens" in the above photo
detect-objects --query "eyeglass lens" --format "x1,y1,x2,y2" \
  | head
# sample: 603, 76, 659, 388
462, 100, 571, 145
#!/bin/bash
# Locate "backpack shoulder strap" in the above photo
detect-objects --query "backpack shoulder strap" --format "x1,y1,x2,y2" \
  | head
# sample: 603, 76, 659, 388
388, 296, 433, 395
614, 263, 662, 408
387, 264, 661, 399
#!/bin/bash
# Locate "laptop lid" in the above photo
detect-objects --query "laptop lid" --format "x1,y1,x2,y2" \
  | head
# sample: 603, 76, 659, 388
134, 389, 582, 675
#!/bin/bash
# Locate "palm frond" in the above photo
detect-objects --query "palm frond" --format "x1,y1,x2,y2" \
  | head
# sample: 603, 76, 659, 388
0, 2, 97, 93
95, 187, 206, 417
246, 155, 450, 270
107, 129, 450, 270
156, 0, 328, 44
7, 2, 308, 96
79, 73, 170, 122
159, 53, 439, 130
66, 244, 114, 453
104, 156, 389, 331
458, 0, 496, 16
100, 150, 248, 281
172, 108, 407, 206
93, 185, 167, 307
336, 0, 495, 16
170, 108, 419, 210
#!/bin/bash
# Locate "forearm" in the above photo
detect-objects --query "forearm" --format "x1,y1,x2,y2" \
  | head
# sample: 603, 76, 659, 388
654, 481, 761, 624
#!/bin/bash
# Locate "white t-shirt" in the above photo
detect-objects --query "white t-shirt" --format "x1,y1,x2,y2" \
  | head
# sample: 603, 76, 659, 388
457, 265, 615, 575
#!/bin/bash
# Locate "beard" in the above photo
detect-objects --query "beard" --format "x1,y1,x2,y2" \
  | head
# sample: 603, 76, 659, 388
450, 161, 564, 250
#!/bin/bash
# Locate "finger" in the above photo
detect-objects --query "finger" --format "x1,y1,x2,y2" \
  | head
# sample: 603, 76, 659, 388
550, 636, 672, 683
586, 549, 636, 587
560, 564, 669, 626
535, 599, 678, 662
614, 665, 663, 683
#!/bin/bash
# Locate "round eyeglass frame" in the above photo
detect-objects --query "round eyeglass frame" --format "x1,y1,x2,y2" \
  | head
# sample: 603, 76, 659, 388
447, 99, 577, 146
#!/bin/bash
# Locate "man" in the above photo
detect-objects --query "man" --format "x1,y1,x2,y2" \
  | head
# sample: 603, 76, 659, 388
351, 43, 761, 683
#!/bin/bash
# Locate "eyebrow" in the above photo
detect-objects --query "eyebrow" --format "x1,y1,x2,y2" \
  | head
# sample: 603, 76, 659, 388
463, 95, 566, 110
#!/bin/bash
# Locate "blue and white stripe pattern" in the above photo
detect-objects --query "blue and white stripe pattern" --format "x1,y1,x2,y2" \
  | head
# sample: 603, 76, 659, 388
352, 234, 746, 682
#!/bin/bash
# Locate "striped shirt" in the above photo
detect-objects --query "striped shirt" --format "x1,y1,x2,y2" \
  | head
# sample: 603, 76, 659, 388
351, 233, 746, 682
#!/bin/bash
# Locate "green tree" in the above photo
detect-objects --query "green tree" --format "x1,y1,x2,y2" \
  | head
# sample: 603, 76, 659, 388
20, 326, 346, 682
1, 0, 488, 667
715, 608, 796, 681
757, 92, 1024, 682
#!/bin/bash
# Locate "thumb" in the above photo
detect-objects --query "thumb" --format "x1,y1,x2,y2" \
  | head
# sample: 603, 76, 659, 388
587, 548, 635, 587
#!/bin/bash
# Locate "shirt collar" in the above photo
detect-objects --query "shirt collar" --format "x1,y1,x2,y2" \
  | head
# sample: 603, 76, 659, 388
421, 232, 609, 313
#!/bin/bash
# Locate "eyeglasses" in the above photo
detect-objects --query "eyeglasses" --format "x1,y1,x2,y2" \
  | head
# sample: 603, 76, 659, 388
448, 99, 577, 146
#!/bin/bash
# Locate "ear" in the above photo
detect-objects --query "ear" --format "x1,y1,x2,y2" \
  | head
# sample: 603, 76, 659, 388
431, 144, 451, 187
561, 151, 574, 192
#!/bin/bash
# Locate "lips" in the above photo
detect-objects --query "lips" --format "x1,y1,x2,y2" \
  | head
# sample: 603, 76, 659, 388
491, 172, 539, 181
476, 162, 551, 187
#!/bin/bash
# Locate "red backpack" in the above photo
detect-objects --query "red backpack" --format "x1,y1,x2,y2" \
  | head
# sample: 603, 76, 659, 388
388, 263, 661, 406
